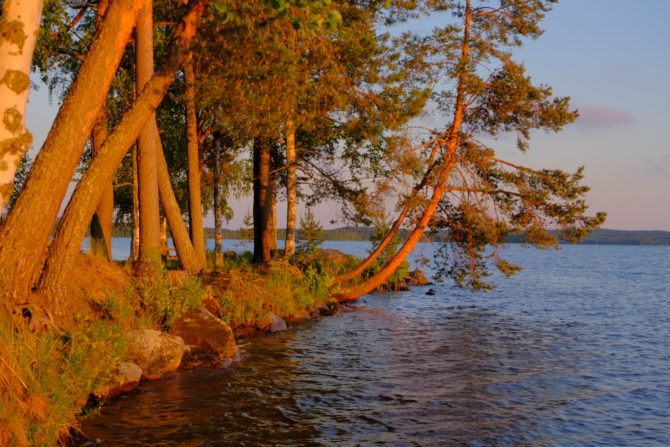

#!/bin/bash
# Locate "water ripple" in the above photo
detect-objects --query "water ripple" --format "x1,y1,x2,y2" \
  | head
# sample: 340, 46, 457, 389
80, 245, 670, 446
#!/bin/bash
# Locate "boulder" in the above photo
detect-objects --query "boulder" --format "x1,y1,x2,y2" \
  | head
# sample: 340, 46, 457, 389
124, 329, 184, 380
312, 301, 330, 316
169, 308, 237, 359
256, 312, 287, 333
95, 361, 143, 399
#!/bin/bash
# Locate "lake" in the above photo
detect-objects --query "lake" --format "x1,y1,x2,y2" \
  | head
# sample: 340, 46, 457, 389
79, 242, 670, 446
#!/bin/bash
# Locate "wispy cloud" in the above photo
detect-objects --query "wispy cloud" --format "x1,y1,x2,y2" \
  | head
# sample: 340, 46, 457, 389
634, 155, 670, 178
576, 105, 635, 129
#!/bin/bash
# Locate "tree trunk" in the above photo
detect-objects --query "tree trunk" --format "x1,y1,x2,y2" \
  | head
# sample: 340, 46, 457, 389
213, 142, 223, 266
135, 0, 162, 268
0, 0, 140, 301
284, 116, 297, 259
334, 1, 472, 302
333, 205, 409, 285
35, 0, 208, 312
332, 149, 441, 285
253, 137, 273, 263
269, 175, 278, 252
89, 0, 113, 260
154, 120, 205, 274
0, 0, 44, 212
160, 216, 169, 260
131, 145, 140, 261
184, 51, 207, 265
89, 109, 114, 260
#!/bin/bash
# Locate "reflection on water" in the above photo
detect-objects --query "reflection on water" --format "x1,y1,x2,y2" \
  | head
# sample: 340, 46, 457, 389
80, 245, 670, 446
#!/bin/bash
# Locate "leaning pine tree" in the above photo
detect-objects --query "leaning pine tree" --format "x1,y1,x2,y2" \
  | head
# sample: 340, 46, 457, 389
335, 0, 606, 300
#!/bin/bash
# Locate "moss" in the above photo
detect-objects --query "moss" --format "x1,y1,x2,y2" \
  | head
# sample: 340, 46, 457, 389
3, 107, 23, 134
1, 70, 30, 94
0, 130, 32, 157
0, 19, 27, 54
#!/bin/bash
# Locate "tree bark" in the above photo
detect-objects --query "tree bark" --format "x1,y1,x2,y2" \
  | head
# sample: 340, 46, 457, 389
0, 0, 140, 301
213, 142, 223, 266
332, 150, 441, 285
89, 109, 114, 260
35, 0, 208, 311
253, 137, 273, 263
269, 174, 278, 252
89, 0, 113, 260
0, 0, 44, 212
184, 51, 207, 265
131, 145, 140, 261
334, 0, 472, 301
135, 0, 162, 267
284, 116, 297, 259
154, 120, 205, 274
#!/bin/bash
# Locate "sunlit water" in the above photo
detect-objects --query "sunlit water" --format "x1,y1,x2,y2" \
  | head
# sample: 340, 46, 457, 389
80, 243, 670, 446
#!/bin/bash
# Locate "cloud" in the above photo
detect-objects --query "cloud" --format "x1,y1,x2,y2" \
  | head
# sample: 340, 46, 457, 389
634, 155, 670, 178
576, 105, 635, 129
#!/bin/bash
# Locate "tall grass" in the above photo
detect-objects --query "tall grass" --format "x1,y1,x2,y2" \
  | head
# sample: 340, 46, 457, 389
0, 313, 124, 446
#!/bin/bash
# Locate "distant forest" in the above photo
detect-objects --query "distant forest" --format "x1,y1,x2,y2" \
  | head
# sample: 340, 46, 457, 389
111, 225, 670, 246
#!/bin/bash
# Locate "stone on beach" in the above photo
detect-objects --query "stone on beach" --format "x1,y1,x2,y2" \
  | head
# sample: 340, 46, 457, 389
124, 329, 184, 380
169, 308, 237, 359
256, 312, 288, 332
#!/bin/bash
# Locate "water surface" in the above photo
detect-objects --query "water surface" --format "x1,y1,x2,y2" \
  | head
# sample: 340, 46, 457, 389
81, 244, 670, 446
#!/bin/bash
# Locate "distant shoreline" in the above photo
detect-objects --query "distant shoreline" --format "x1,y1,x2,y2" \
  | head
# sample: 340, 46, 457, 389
109, 227, 670, 246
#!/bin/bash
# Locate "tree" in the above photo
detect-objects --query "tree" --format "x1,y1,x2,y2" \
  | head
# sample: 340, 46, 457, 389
298, 207, 324, 255
135, 0, 162, 270
335, 0, 605, 300
0, 0, 44, 213
35, 0, 209, 314
184, 50, 207, 265
0, 0, 141, 300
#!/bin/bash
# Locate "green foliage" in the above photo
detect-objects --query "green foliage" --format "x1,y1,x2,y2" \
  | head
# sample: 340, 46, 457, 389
297, 208, 324, 254
213, 259, 332, 326
362, 219, 410, 289
240, 210, 254, 248
383, 0, 607, 290
135, 256, 205, 328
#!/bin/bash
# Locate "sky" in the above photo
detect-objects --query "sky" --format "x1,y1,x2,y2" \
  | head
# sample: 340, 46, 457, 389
24, 0, 670, 231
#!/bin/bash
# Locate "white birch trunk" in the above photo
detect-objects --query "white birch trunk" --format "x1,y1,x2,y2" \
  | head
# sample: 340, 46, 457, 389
0, 0, 44, 211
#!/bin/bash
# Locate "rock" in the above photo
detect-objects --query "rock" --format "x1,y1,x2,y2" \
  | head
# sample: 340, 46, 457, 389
405, 269, 429, 286
256, 312, 287, 332
286, 309, 312, 323
425, 288, 437, 296
95, 361, 142, 399
312, 301, 330, 316
124, 329, 184, 380
169, 308, 237, 359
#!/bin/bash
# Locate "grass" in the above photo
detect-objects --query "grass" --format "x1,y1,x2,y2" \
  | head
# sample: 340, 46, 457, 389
0, 247, 348, 446
0, 311, 125, 446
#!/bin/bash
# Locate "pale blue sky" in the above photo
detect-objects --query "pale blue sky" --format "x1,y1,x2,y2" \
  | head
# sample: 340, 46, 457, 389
25, 0, 670, 231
